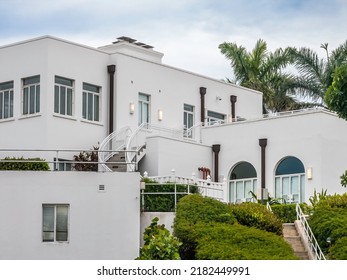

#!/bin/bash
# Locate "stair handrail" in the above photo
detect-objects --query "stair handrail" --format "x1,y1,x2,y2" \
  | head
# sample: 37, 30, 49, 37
296, 203, 326, 260
184, 122, 202, 142
98, 126, 132, 171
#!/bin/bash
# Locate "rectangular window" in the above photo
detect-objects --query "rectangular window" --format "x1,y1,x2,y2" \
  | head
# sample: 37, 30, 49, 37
0, 81, 14, 120
54, 76, 74, 116
82, 83, 100, 122
53, 158, 72, 171
23, 75, 40, 115
138, 93, 150, 126
207, 110, 226, 125
183, 104, 194, 138
42, 204, 69, 242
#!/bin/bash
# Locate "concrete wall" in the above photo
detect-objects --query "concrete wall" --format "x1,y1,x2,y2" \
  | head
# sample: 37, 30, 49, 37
0, 171, 140, 260
202, 110, 347, 202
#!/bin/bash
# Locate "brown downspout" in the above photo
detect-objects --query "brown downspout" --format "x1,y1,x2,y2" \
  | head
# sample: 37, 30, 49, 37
200, 87, 206, 124
212, 144, 221, 182
230, 95, 237, 121
259, 138, 268, 203
107, 65, 116, 135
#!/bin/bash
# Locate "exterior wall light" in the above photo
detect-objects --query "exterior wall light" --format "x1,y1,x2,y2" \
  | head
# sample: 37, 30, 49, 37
307, 167, 313, 180
158, 109, 163, 121
129, 102, 135, 114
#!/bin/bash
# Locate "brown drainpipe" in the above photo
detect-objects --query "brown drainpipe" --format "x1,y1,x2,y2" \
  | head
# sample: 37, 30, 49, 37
107, 65, 116, 135
212, 144, 221, 182
259, 138, 268, 203
230, 95, 237, 121
200, 87, 206, 124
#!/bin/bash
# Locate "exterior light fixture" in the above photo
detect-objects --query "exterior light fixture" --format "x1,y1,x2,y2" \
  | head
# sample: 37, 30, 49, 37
307, 167, 313, 180
158, 109, 163, 121
129, 102, 135, 114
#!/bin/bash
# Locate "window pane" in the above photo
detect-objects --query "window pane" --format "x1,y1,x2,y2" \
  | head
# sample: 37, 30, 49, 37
236, 181, 244, 200
87, 92, 93, 120
94, 95, 99, 121
23, 88, 29, 115
184, 104, 194, 112
82, 92, 87, 119
275, 177, 281, 198
4, 91, 9, 118
29, 85, 35, 114
36, 85, 40, 113
0, 92, 3, 118
60, 87, 66, 115
229, 182, 235, 203
55, 76, 73, 87
56, 206, 68, 241
43, 206, 54, 242
300, 175, 305, 203
54, 85, 59, 113
276, 157, 305, 175
23, 76, 40, 85
244, 180, 253, 199
282, 177, 290, 196
67, 88, 72, 116
83, 83, 99, 93
9, 91, 13, 117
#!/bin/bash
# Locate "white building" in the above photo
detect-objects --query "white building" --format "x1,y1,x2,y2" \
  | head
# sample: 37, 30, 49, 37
1, 35, 347, 259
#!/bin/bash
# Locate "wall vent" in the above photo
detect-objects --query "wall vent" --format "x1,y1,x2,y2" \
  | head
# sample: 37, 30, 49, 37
98, 184, 105, 192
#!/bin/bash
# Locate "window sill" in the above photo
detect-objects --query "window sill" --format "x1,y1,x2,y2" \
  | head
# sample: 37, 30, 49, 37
18, 113, 42, 120
52, 113, 77, 121
42, 241, 69, 245
80, 118, 104, 126
0, 117, 15, 123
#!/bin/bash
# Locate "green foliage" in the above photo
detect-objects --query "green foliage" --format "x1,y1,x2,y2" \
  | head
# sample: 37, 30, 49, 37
142, 178, 200, 212
73, 146, 98, 171
341, 170, 347, 188
329, 236, 347, 260
271, 203, 310, 223
195, 223, 298, 260
174, 194, 236, 259
309, 189, 328, 209
137, 217, 181, 260
229, 202, 283, 235
0, 157, 49, 171
325, 64, 347, 120
315, 192, 347, 209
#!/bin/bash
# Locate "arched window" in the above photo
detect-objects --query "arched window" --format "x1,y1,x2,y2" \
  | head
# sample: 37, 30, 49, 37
228, 162, 257, 203
275, 156, 305, 203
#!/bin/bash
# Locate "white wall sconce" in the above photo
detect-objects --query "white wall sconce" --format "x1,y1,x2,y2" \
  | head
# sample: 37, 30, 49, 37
307, 167, 313, 180
129, 102, 135, 114
158, 109, 163, 121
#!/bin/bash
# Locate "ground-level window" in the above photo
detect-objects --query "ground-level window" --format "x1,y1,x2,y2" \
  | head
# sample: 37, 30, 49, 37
207, 110, 225, 125
53, 158, 72, 171
42, 204, 69, 242
54, 76, 74, 116
183, 104, 194, 138
275, 156, 305, 203
23, 75, 40, 115
138, 93, 150, 125
229, 162, 257, 203
0, 81, 14, 119
82, 83, 100, 122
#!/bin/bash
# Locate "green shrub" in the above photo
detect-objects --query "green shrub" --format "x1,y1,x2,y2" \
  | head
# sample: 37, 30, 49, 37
73, 147, 98, 171
315, 193, 347, 209
142, 178, 200, 212
271, 203, 310, 223
195, 222, 298, 260
329, 236, 347, 260
229, 203, 283, 235
0, 157, 49, 171
174, 194, 236, 259
137, 217, 181, 260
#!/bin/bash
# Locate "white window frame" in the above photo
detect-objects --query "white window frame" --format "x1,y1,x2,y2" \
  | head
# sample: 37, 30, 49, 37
53, 158, 72, 171
42, 204, 69, 243
54, 76, 74, 116
82, 83, 101, 122
229, 178, 257, 203
275, 173, 305, 204
138, 93, 150, 126
207, 110, 226, 126
22, 75, 40, 115
0, 81, 14, 120
183, 104, 194, 138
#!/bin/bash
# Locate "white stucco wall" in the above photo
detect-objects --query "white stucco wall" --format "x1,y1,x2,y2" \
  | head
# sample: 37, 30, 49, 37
201, 110, 347, 202
0, 171, 140, 260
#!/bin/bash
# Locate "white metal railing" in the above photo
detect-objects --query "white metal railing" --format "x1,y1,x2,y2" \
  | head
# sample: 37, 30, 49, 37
184, 122, 202, 142
144, 173, 225, 202
98, 126, 132, 171
296, 203, 326, 260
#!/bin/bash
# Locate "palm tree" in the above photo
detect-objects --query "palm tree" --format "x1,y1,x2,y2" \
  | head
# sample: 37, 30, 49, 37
219, 39, 300, 112
289, 40, 347, 104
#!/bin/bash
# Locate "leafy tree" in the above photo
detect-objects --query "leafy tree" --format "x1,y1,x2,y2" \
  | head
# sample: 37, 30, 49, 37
324, 64, 347, 120
290, 40, 347, 104
219, 39, 304, 112
137, 217, 181, 260
73, 146, 98, 171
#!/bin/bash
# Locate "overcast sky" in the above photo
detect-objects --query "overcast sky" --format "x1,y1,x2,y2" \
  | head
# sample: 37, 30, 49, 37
1, 0, 347, 80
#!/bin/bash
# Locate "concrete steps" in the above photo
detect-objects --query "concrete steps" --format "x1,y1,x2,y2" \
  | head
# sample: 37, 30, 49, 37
283, 223, 310, 260
106, 151, 127, 172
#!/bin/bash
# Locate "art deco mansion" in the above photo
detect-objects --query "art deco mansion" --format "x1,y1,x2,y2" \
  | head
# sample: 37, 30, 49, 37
1, 35, 347, 259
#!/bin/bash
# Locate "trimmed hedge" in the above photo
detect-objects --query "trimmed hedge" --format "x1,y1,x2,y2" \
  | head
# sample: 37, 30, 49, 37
195, 222, 298, 260
271, 203, 310, 223
0, 157, 49, 171
229, 202, 283, 235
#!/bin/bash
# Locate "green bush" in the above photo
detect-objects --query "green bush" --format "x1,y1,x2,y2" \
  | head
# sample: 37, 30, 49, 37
271, 203, 310, 223
195, 222, 298, 260
315, 193, 347, 209
229, 203, 283, 235
174, 194, 236, 259
329, 236, 347, 260
142, 178, 200, 212
137, 217, 181, 260
0, 157, 49, 171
